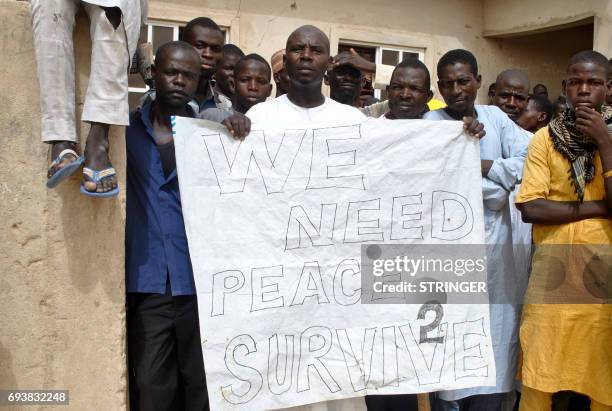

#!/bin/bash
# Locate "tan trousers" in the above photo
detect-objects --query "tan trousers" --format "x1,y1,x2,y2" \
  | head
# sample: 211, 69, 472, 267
519, 386, 612, 411
30, 0, 132, 143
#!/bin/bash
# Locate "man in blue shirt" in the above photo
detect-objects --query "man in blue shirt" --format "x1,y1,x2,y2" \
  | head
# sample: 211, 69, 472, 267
125, 40, 249, 411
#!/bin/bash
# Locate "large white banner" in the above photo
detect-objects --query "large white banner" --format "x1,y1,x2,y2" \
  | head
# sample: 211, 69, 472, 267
174, 117, 496, 411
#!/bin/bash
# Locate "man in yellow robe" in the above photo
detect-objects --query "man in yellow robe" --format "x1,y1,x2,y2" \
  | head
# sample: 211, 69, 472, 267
516, 50, 612, 411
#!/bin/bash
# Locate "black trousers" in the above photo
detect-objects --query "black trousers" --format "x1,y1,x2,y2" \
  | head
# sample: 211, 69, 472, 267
365, 394, 419, 411
457, 394, 506, 411
431, 392, 507, 411
127, 283, 208, 411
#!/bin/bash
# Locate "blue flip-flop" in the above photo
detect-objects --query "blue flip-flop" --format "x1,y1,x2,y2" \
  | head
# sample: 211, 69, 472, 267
80, 166, 119, 198
46, 149, 85, 188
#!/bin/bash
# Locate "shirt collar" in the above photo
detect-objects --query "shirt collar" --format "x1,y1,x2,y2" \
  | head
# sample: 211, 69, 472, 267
140, 100, 155, 137
138, 101, 190, 185
200, 80, 215, 105
140, 100, 196, 135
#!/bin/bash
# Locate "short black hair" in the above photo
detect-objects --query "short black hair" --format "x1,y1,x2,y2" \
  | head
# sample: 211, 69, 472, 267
488, 82, 496, 93
223, 44, 245, 58
182, 17, 223, 40
437, 49, 478, 77
391, 57, 431, 90
567, 50, 610, 76
235, 53, 272, 80
529, 94, 553, 123
155, 40, 200, 63
553, 95, 568, 110
533, 83, 547, 92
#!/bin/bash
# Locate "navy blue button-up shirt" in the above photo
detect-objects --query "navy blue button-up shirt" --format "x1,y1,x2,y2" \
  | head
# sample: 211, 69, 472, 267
125, 102, 196, 296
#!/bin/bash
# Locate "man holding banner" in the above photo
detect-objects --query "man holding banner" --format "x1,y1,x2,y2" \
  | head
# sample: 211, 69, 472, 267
247, 26, 366, 126
125, 40, 250, 411
171, 24, 506, 410
246, 24, 368, 411
424, 50, 530, 410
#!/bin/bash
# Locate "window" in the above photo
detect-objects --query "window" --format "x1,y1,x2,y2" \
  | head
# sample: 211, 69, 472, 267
338, 42, 425, 101
128, 22, 183, 110
128, 21, 228, 110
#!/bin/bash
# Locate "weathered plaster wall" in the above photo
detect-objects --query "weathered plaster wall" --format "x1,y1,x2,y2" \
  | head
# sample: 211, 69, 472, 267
0, 2, 127, 409
147, 0, 487, 100
483, 0, 611, 56
482, 0, 608, 99
148, 0, 603, 103
480, 24, 594, 100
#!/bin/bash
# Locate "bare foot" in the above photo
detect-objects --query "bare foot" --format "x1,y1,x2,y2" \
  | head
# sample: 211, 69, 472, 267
47, 140, 78, 179
82, 123, 117, 193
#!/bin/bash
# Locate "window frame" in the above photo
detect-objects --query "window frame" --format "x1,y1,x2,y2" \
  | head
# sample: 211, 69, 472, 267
128, 21, 181, 94
128, 20, 229, 95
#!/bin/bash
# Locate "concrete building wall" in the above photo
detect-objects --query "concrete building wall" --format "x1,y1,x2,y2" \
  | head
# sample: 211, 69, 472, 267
148, 0, 485, 100
1, 2, 127, 410
480, 24, 594, 100
147, 0, 603, 103
483, 0, 610, 56
482, 0, 608, 99
0, 0, 607, 409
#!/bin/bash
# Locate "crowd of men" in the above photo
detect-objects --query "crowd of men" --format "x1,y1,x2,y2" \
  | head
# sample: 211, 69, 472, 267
31, 3, 612, 411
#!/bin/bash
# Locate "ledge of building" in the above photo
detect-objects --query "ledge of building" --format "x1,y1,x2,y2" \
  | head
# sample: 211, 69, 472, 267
483, 15, 594, 38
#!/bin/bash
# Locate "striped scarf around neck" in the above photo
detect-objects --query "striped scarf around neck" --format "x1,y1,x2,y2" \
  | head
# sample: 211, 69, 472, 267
548, 104, 612, 201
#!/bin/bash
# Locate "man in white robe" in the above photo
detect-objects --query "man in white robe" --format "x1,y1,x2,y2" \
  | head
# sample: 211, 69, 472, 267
246, 24, 367, 411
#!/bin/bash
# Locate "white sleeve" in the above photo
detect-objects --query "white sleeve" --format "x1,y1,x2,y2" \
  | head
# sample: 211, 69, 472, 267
486, 110, 530, 191
245, 102, 266, 123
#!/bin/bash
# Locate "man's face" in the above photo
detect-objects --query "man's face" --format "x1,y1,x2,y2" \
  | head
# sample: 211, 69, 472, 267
274, 68, 291, 95
437, 62, 481, 116
494, 77, 529, 122
327, 64, 363, 105
215, 53, 241, 96
183, 26, 224, 79
533, 85, 548, 98
518, 99, 544, 132
386, 67, 431, 119
563, 61, 610, 111
153, 49, 200, 109
234, 60, 272, 111
285, 29, 330, 85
